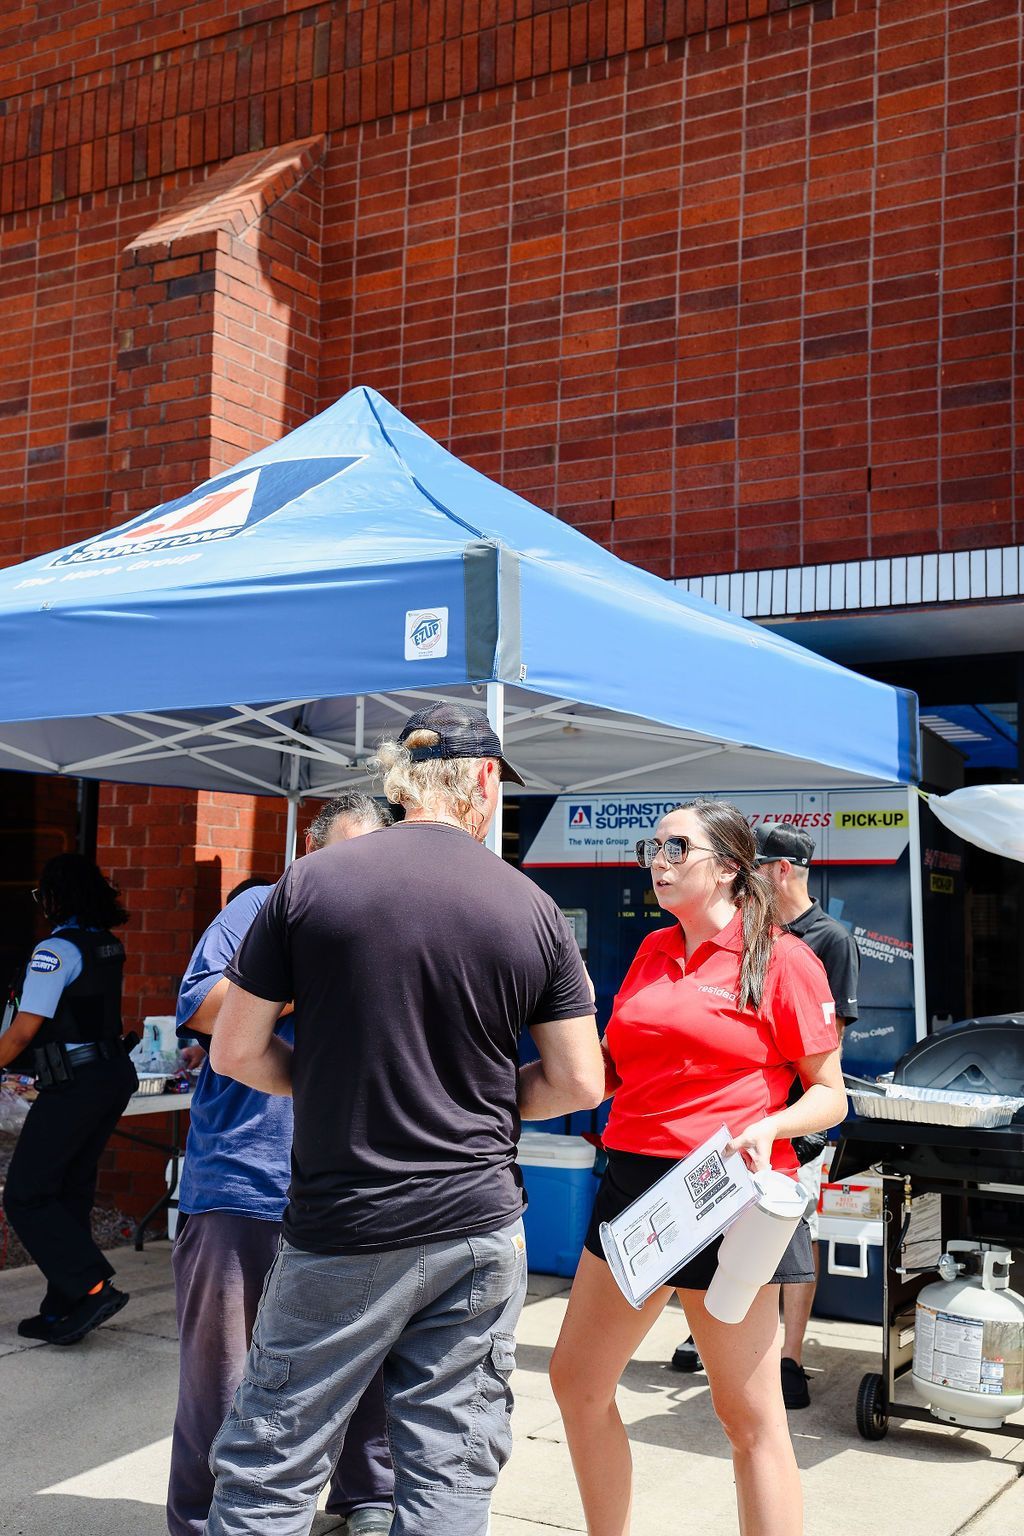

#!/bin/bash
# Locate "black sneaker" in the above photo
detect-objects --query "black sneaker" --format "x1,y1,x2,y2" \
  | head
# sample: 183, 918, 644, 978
17, 1313, 63, 1341
781, 1356, 810, 1409
47, 1283, 129, 1346
670, 1338, 703, 1373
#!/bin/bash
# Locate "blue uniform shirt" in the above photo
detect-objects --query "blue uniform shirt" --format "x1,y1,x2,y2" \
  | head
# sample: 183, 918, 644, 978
176, 886, 294, 1221
19, 923, 86, 1016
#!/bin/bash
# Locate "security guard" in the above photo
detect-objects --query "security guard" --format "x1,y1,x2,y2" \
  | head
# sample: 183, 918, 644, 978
0, 853, 137, 1344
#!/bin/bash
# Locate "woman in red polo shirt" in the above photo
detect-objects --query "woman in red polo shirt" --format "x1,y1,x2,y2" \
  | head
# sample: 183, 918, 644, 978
550, 798, 846, 1536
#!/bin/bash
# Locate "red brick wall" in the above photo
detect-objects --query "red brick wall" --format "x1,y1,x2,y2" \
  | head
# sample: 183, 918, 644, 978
2, 0, 1018, 575
320, 0, 1020, 573
0, 0, 1020, 1211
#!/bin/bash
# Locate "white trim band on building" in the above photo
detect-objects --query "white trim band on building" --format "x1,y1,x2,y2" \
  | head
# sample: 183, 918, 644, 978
676, 546, 1024, 620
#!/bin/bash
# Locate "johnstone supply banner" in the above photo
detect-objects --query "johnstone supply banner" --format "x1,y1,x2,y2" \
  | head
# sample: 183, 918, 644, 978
522, 790, 910, 868
522, 789, 916, 1079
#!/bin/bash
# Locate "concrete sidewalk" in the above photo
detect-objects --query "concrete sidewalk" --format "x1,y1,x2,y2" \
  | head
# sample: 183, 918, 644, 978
1, 1243, 1022, 1536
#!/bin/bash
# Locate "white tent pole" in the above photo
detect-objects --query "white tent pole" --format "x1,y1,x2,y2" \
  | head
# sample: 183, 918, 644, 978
485, 682, 504, 857
284, 755, 301, 868
907, 785, 928, 1041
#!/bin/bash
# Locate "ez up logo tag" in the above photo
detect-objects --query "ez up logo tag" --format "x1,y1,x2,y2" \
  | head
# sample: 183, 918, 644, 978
405, 608, 449, 660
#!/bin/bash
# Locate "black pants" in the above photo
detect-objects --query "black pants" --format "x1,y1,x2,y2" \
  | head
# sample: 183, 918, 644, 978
168, 1211, 394, 1536
3, 1052, 138, 1313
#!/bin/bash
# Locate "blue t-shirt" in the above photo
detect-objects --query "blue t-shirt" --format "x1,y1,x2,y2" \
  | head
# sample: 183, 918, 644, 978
176, 886, 294, 1221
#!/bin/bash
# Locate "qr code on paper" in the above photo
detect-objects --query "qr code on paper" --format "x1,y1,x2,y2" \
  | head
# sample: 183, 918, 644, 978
686, 1151, 726, 1203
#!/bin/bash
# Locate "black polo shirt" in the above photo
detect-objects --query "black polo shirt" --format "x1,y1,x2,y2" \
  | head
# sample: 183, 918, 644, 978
785, 900, 860, 1024
225, 821, 594, 1254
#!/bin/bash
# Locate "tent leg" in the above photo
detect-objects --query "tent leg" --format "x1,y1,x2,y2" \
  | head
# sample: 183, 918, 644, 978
907, 785, 927, 1041
284, 755, 302, 868
485, 682, 504, 858
284, 795, 299, 868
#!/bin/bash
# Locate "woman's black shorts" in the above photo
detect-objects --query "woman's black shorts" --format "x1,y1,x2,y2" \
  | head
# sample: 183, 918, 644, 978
584, 1149, 816, 1291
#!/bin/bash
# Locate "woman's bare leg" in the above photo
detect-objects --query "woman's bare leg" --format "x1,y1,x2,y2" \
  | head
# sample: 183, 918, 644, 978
550, 1251, 671, 1536
682, 1286, 801, 1536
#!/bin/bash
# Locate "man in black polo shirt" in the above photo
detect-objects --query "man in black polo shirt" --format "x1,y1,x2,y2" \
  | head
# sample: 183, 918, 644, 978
754, 824, 860, 1408
205, 702, 603, 1536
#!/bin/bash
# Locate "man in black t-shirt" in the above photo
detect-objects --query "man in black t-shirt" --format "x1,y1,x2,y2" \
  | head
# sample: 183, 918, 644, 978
206, 702, 602, 1536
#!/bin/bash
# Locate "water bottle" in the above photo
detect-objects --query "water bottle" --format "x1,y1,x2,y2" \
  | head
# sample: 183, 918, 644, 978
704, 1170, 809, 1324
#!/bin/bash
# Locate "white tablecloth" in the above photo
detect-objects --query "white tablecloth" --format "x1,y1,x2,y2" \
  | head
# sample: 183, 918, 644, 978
121, 1090, 194, 1117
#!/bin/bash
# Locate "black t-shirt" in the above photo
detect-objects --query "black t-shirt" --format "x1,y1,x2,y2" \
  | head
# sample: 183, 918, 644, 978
225, 822, 594, 1255
785, 900, 860, 1024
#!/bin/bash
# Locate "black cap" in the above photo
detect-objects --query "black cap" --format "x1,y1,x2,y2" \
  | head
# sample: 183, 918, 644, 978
398, 700, 526, 786
753, 824, 815, 867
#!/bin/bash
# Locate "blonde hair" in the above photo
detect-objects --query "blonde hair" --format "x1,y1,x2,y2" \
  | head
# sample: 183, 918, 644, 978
371, 730, 488, 822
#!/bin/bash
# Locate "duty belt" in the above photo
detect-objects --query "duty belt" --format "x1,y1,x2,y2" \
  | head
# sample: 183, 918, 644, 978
64, 1042, 110, 1066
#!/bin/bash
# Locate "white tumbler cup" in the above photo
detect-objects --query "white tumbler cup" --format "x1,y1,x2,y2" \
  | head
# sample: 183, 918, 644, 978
704, 1170, 808, 1324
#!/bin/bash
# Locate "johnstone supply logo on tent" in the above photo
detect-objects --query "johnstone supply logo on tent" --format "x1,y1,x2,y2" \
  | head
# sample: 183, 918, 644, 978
49, 457, 362, 566
567, 804, 592, 828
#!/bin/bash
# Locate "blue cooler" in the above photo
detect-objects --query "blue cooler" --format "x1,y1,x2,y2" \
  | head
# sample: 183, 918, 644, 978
813, 1217, 884, 1324
519, 1131, 598, 1277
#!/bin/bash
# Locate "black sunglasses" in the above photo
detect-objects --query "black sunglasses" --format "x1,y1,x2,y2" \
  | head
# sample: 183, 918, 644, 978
634, 836, 717, 869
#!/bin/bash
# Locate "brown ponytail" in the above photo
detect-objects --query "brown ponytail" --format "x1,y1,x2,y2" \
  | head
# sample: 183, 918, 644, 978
673, 798, 777, 1012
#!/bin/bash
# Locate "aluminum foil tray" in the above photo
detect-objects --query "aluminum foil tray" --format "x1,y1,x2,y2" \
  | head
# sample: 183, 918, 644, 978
132, 1074, 168, 1097
848, 1082, 1024, 1128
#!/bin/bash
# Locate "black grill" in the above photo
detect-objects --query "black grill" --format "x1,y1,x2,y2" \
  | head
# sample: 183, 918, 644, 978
834, 1015, 1024, 1443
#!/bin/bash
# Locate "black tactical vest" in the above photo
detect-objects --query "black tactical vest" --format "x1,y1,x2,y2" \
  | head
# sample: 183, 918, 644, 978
29, 927, 125, 1046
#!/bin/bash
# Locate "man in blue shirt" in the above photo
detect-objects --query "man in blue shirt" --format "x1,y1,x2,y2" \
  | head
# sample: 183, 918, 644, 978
167, 793, 395, 1536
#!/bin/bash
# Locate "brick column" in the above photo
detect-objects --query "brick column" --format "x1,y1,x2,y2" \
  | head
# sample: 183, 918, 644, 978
95, 136, 328, 1218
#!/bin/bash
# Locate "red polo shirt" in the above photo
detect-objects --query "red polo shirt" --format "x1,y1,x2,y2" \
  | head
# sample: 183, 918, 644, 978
603, 911, 840, 1175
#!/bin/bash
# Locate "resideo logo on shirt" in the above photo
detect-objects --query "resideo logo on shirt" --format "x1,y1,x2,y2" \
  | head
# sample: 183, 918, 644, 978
697, 984, 736, 1003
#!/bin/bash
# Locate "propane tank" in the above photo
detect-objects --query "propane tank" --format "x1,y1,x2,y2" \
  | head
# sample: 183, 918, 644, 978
912, 1242, 1024, 1429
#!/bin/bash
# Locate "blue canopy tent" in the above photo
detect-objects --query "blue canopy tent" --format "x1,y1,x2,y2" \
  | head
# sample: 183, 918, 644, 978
0, 387, 917, 820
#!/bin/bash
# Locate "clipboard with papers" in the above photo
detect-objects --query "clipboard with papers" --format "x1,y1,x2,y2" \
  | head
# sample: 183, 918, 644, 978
599, 1125, 758, 1309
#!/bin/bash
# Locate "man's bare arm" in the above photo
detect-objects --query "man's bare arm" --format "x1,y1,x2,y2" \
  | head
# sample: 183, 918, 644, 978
187, 977, 230, 1037
517, 1014, 605, 1121
208, 983, 293, 1096
187, 977, 294, 1040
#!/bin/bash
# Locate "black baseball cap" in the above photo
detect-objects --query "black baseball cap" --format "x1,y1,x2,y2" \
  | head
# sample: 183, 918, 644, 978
398, 700, 526, 785
753, 825, 815, 867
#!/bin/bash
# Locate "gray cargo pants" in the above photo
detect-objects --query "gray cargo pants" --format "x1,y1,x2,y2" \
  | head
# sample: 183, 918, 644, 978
207, 1218, 527, 1536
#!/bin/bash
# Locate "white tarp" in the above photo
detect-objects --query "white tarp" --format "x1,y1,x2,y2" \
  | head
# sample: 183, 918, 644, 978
925, 785, 1024, 863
